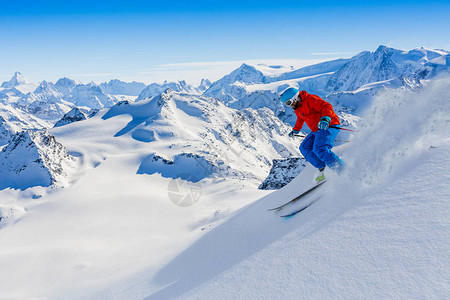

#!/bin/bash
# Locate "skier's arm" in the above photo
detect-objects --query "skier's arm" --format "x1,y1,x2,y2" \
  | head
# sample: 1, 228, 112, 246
293, 117, 304, 131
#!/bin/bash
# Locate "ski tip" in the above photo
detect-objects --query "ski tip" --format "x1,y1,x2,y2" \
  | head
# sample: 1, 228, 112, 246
267, 207, 281, 211
280, 202, 313, 218
280, 214, 295, 218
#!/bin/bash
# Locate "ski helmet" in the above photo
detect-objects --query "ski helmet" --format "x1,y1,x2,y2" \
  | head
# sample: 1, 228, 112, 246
280, 87, 299, 106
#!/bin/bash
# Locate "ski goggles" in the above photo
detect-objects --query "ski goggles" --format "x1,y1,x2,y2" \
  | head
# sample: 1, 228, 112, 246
284, 98, 294, 106
284, 97, 297, 106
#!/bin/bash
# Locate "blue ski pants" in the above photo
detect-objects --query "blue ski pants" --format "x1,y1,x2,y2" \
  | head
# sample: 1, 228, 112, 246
299, 127, 344, 170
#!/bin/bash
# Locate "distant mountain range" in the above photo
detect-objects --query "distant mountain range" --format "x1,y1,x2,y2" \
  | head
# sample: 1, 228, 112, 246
0, 74, 212, 142
203, 45, 449, 127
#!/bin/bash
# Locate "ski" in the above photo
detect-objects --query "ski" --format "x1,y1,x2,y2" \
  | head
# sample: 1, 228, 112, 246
267, 179, 327, 211
280, 196, 322, 218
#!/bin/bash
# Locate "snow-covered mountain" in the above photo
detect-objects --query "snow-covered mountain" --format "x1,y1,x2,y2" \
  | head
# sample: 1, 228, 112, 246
136, 80, 200, 101
196, 78, 212, 93
271, 58, 349, 82
53, 107, 98, 128
413, 52, 450, 80
0, 86, 25, 101
66, 82, 116, 109
0, 74, 129, 122
0, 129, 76, 190
54, 77, 79, 98
102, 89, 300, 183
13, 81, 73, 120
0, 72, 37, 95
0, 74, 211, 139
55, 78, 133, 109
1, 71, 29, 89
204, 63, 268, 103
203, 61, 346, 105
0, 102, 51, 145
326, 46, 449, 92
99, 79, 147, 96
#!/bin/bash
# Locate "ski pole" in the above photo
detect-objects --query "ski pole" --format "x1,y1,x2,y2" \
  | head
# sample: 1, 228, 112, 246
335, 139, 350, 143
329, 125, 358, 132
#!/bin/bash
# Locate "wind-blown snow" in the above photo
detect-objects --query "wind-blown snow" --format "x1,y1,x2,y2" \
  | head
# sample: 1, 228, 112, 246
342, 76, 450, 189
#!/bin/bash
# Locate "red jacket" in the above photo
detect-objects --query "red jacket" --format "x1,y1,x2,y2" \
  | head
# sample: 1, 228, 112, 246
293, 90, 340, 132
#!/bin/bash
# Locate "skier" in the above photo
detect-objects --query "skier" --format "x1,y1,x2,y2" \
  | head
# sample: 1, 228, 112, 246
281, 87, 345, 181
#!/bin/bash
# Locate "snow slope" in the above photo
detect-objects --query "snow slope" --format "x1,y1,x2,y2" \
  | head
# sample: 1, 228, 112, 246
170, 146, 449, 300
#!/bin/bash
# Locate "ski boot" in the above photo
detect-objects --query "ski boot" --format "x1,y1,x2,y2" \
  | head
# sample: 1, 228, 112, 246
315, 167, 326, 183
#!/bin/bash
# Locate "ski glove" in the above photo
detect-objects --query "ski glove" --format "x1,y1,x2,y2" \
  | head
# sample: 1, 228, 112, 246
289, 130, 300, 137
318, 116, 331, 130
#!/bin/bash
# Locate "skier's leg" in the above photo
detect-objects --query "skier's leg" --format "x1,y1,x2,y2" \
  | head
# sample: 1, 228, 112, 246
300, 132, 326, 169
313, 127, 345, 172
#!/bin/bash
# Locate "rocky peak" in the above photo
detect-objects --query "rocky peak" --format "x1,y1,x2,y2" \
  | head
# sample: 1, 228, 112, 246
34, 81, 60, 95
55, 77, 77, 95
230, 63, 265, 84
200, 78, 212, 87
53, 107, 98, 128
327, 46, 413, 92
1, 72, 29, 89
196, 78, 212, 94
204, 63, 266, 103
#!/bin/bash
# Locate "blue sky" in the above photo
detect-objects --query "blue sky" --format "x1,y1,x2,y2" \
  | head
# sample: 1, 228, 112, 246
1, 1, 449, 85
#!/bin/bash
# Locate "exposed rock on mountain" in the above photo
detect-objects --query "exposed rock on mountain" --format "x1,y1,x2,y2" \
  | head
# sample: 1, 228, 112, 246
0, 130, 77, 190
137, 153, 218, 182
196, 78, 212, 93
0, 116, 12, 145
259, 157, 307, 190
54, 107, 98, 128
